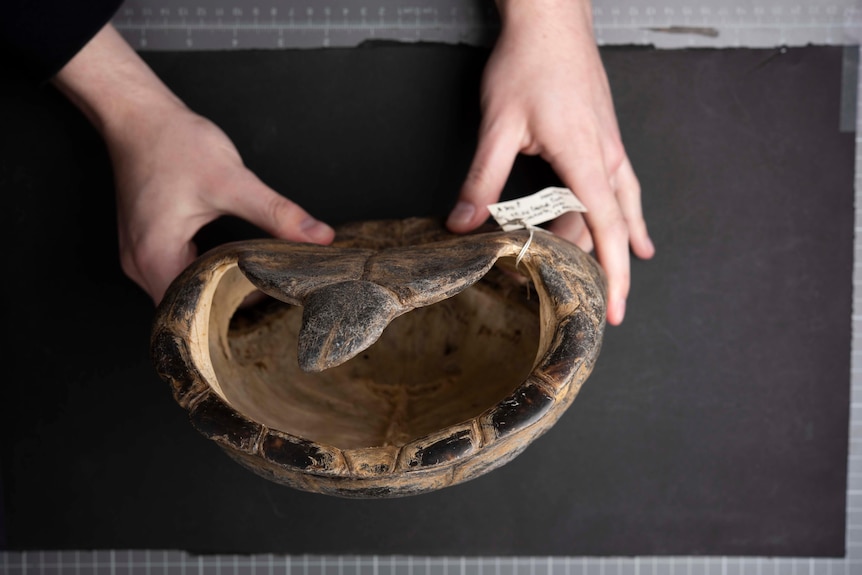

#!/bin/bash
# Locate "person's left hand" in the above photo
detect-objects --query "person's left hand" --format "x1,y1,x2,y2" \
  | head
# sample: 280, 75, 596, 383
446, 0, 654, 326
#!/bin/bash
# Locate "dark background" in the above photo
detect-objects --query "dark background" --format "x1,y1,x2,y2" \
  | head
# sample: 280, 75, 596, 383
0, 43, 855, 556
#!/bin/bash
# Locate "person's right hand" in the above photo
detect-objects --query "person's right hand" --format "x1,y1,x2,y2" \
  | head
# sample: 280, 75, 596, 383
52, 23, 334, 306
108, 103, 334, 305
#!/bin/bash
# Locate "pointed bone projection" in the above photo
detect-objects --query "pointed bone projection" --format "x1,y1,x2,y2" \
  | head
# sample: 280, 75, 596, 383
237, 237, 505, 371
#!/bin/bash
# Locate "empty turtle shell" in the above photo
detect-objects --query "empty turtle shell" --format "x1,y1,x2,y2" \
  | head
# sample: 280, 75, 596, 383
151, 217, 607, 498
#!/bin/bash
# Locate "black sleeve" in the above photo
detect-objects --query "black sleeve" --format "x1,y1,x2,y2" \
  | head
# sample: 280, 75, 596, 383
2, 0, 124, 83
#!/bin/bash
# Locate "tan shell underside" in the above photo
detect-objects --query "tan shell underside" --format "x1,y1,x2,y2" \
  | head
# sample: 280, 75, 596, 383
151, 218, 608, 498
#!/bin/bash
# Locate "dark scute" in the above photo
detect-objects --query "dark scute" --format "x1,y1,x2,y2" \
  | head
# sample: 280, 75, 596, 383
262, 434, 333, 470
150, 328, 199, 405
189, 393, 261, 452
412, 430, 474, 467
159, 272, 207, 321
539, 312, 600, 382
491, 384, 555, 437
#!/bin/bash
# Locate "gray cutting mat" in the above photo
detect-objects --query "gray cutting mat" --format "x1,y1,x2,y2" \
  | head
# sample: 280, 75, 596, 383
3, 552, 862, 574
109, 0, 862, 49
2, 1, 862, 573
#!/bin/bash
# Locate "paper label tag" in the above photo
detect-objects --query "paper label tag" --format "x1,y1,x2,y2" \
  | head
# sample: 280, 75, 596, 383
487, 187, 588, 231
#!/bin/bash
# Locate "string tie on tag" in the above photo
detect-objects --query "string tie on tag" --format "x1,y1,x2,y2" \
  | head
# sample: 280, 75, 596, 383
496, 219, 541, 271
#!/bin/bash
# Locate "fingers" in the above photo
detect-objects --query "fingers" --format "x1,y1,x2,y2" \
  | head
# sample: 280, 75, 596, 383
447, 118, 522, 233
224, 171, 335, 245
548, 211, 593, 254
123, 172, 335, 306
453, 121, 648, 326
453, 122, 650, 326
615, 157, 655, 260
548, 144, 631, 326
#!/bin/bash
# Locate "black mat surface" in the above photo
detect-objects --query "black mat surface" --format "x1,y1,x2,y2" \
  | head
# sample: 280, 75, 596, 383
0, 43, 855, 556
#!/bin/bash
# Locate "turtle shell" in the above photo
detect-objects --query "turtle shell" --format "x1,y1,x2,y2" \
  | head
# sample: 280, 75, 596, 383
151, 217, 607, 498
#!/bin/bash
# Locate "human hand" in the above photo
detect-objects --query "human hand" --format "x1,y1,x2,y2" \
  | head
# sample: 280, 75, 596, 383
52, 23, 334, 305
108, 104, 335, 305
445, 0, 654, 325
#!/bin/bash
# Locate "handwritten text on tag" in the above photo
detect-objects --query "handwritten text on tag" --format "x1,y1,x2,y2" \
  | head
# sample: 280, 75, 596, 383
487, 187, 587, 231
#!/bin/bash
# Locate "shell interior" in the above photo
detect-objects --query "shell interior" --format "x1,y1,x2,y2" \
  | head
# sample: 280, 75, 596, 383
206, 262, 541, 450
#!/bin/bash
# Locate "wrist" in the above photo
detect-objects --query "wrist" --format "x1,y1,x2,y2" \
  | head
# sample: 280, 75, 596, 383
52, 23, 186, 144
495, 0, 592, 19
494, 0, 594, 33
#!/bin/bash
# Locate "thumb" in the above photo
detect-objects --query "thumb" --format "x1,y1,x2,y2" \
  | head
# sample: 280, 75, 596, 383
447, 119, 520, 233
228, 172, 335, 245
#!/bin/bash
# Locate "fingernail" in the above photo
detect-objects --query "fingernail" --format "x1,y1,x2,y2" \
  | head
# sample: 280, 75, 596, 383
447, 202, 475, 229
616, 299, 627, 323
300, 217, 334, 243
